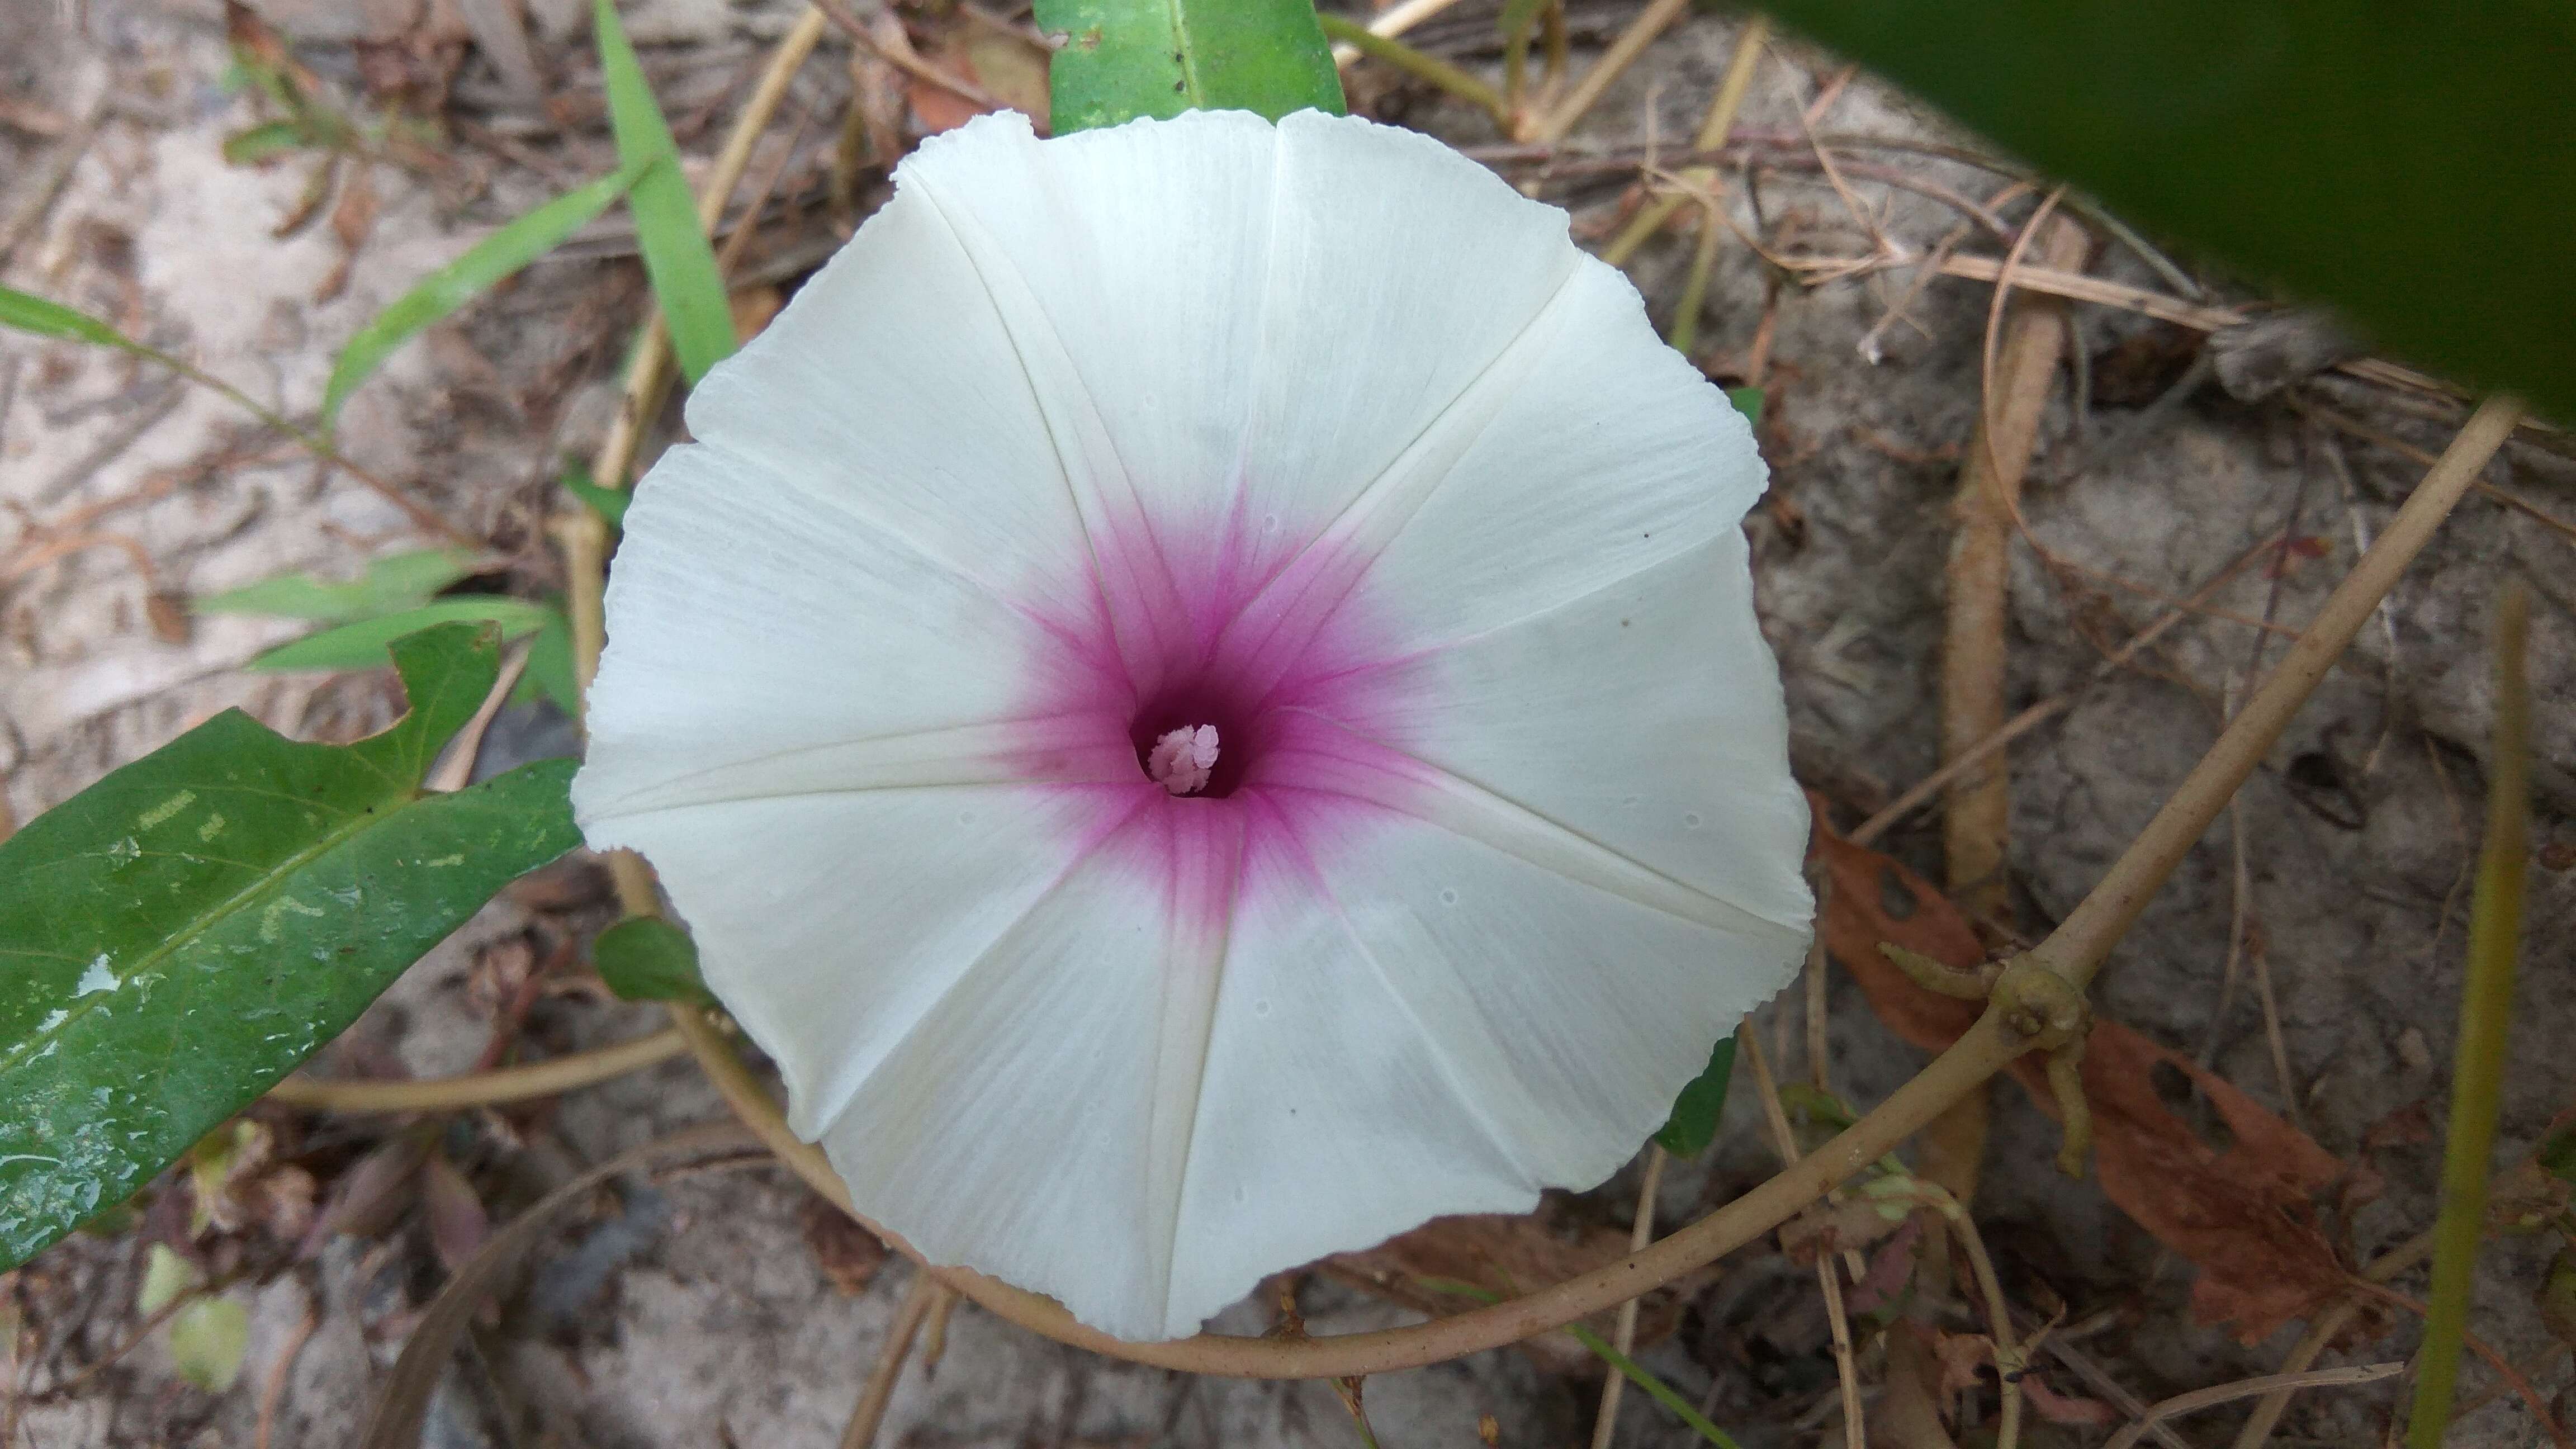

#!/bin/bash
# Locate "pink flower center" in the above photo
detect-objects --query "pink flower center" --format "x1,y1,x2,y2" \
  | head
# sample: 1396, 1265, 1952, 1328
1004, 497, 1436, 930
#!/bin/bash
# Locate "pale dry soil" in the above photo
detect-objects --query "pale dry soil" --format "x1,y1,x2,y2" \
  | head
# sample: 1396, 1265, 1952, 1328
3, 1, 2572, 1446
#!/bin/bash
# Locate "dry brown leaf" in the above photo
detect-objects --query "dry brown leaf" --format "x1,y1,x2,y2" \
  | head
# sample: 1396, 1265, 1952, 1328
908, 71, 989, 136
419, 1153, 489, 1275
1779, 1195, 1909, 1267
799, 1195, 888, 1296
1815, 803, 2352, 1342
314, 164, 379, 303
1873, 1324, 1962, 1448
2020, 1371, 2119, 1428
960, 32, 1049, 129
1844, 1215, 1924, 1315
305, 1134, 429, 1251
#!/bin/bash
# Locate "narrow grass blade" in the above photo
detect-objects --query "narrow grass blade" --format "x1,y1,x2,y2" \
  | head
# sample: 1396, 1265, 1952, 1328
249, 598, 559, 672
593, 0, 734, 386
195, 548, 479, 622
322, 168, 634, 424
0, 286, 146, 352
2405, 582, 2533, 1448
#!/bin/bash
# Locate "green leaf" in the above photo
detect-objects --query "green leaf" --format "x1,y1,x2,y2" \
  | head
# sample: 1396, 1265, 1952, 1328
196, 549, 479, 623
561, 466, 630, 529
1653, 1031, 1737, 1157
0, 286, 144, 352
591, 918, 716, 1007
518, 606, 581, 715
169, 1297, 250, 1392
1725, 386, 1764, 429
321, 168, 633, 425
594, 0, 735, 386
0, 623, 581, 1271
247, 598, 558, 673
1035, 0, 1345, 132
1745, 0, 2576, 423
221, 119, 314, 166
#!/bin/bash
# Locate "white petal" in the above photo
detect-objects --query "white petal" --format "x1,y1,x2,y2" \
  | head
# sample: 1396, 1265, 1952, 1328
675, 116, 1087, 610
582, 786, 1101, 1140
814, 803, 1243, 1341
575, 444, 1082, 822
898, 108, 1586, 589
1375, 534, 1813, 926
1309, 255, 1762, 647
1167, 796, 1807, 1334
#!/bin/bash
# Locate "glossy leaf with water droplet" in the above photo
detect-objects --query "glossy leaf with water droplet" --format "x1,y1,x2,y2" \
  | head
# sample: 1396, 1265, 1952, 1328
1036, 0, 1343, 133
0, 623, 579, 1271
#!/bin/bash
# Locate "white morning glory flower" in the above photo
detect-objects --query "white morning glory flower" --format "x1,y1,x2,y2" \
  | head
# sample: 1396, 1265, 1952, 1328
574, 107, 1812, 1342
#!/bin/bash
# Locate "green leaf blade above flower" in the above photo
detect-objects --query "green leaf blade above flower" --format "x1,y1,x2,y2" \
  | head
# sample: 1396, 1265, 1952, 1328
1748, 0, 2576, 423
1037, 0, 1344, 133
0, 624, 580, 1271
593, 0, 735, 386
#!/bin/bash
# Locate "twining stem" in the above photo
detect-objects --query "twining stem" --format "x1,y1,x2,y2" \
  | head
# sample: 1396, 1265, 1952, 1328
1315, 15, 1507, 123
266, 1029, 685, 1111
2031, 395, 2522, 993
2405, 581, 2533, 1449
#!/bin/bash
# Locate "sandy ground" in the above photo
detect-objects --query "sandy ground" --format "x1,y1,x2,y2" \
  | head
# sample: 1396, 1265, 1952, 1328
4, 1, 2573, 1445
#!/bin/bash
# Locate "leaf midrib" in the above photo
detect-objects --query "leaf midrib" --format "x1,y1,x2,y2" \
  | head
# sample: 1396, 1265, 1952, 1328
0, 785, 414, 1080
1163, 0, 1205, 106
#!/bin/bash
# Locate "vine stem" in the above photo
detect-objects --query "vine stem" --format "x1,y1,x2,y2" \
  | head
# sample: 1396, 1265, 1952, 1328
264, 1029, 685, 1112
2032, 394, 2521, 993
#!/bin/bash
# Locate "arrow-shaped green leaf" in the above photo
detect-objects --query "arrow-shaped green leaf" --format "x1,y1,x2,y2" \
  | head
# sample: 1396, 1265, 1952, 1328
0, 623, 580, 1270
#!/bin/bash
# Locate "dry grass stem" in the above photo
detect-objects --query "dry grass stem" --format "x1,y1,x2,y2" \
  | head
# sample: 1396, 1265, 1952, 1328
1532, 0, 1692, 144
1588, 1144, 1669, 1449
266, 1029, 686, 1112
2109, 1364, 2406, 1449
841, 1272, 949, 1449
1740, 1029, 1865, 1449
